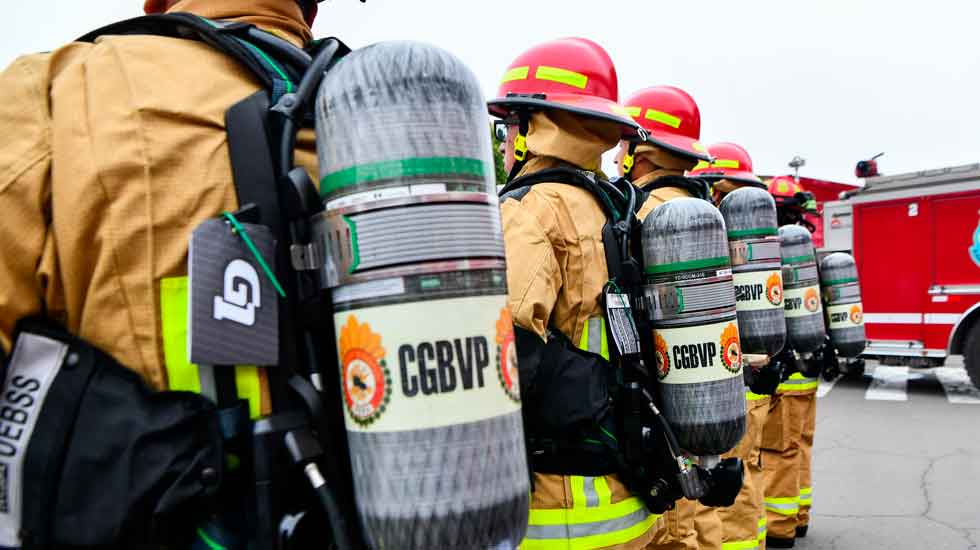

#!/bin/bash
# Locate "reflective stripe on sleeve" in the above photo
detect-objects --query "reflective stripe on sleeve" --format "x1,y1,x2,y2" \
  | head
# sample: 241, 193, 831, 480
524, 507, 657, 550
722, 540, 759, 550
758, 516, 767, 540
777, 372, 819, 392
765, 496, 800, 516
799, 486, 813, 506
578, 317, 609, 360
524, 476, 658, 549
746, 390, 769, 401
160, 276, 265, 418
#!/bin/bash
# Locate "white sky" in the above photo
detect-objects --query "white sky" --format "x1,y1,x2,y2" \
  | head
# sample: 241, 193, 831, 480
5, 0, 980, 184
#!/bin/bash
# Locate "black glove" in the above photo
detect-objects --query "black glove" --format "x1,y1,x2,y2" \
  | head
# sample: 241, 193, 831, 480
749, 359, 783, 395
698, 458, 744, 507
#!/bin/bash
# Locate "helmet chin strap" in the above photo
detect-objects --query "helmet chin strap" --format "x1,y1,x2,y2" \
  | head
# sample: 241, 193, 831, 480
621, 139, 639, 181
506, 113, 531, 182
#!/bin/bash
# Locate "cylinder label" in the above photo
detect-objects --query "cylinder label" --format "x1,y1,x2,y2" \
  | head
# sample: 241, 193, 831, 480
334, 295, 521, 432
733, 270, 784, 312
784, 285, 823, 318
826, 302, 864, 329
653, 320, 742, 384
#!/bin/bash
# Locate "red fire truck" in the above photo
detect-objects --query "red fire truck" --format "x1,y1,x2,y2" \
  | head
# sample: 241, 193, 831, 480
821, 163, 980, 386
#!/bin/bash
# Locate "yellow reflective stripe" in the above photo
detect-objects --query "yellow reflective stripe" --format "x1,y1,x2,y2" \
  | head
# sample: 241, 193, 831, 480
529, 495, 648, 525
502, 65, 530, 82
535, 65, 589, 89
160, 276, 264, 419
625, 106, 642, 117
758, 516, 767, 539
578, 317, 609, 361
746, 390, 769, 401
714, 159, 740, 169
692, 141, 707, 152
523, 510, 658, 550
693, 160, 711, 171
799, 486, 813, 506
161, 277, 201, 394
777, 372, 819, 392
570, 475, 588, 508
234, 366, 262, 419
609, 104, 631, 117
722, 540, 759, 550
594, 476, 613, 507
645, 109, 681, 129
764, 497, 800, 516
599, 319, 608, 361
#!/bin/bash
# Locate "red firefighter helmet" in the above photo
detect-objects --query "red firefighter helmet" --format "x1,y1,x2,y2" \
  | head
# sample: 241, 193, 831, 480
622, 86, 710, 161
767, 175, 817, 213
488, 38, 639, 136
688, 142, 765, 188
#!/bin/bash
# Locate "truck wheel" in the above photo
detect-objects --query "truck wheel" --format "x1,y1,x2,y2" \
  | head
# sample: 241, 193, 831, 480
965, 324, 980, 390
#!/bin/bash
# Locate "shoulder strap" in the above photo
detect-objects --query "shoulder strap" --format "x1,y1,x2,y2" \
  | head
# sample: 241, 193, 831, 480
78, 13, 308, 105
499, 167, 628, 222
639, 174, 710, 201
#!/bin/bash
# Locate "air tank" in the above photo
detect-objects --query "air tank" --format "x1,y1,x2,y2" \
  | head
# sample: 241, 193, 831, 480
642, 197, 746, 456
313, 41, 527, 550
779, 225, 825, 353
718, 188, 786, 356
820, 253, 866, 357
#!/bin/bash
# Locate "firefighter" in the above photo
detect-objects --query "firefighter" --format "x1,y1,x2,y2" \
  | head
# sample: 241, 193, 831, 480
491, 38, 662, 549
689, 143, 773, 550
761, 176, 821, 549
612, 86, 725, 550
0, 0, 329, 546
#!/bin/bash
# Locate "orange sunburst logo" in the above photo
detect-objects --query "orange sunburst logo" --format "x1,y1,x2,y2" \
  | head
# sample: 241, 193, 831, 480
804, 287, 820, 313
338, 315, 391, 426
850, 304, 864, 325
720, 323, 742, 373
654, 331, 670, 380
496, 308, 520, 402
766, 272, 784, 306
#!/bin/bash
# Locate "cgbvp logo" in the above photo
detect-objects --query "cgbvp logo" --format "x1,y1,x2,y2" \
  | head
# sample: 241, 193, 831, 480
213, 259, 261, 326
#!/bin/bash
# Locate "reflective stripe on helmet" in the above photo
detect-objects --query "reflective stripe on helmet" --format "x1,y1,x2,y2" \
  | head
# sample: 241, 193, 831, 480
161, 276, 265, 419
644, 108, 682, 129
713, 159, 740, 169
535, 65, 589, 89
502, 65, 530, 83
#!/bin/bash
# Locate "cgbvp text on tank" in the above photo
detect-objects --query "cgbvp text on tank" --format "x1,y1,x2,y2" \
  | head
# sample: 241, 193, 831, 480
674, 342, 718, 369
398, 337, 490, 396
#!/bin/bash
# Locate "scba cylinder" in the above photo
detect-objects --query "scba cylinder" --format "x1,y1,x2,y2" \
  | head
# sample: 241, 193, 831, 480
642, 198, 747, 456
779, 225, 826, 353
314, 41, 528, 550
820, 253, 866, 357
718, 188, 786, 356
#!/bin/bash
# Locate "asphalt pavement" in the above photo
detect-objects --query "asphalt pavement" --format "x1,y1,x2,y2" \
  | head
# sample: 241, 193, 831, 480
797, 357, 980, 550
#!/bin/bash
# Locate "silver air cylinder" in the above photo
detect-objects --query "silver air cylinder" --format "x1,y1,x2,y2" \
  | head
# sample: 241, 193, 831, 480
779, 225, 826, 353
642, 198, 747, 456
718, 188, 786, 356
313, 42, 528, 550
820, 253, 866, 357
